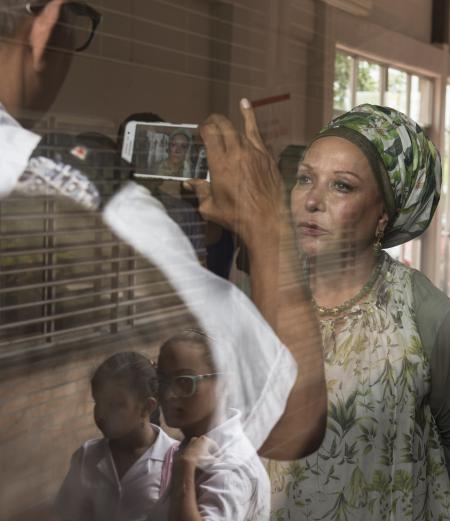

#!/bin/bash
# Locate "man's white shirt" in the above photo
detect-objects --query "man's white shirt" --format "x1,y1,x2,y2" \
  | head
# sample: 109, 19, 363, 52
0, 104, 41, 199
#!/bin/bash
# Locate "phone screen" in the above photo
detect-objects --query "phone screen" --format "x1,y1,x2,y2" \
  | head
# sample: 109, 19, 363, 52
123, 122, 208, 182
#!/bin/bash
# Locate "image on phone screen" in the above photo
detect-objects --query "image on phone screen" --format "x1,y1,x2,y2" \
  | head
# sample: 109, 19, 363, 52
122, 122, 209, 182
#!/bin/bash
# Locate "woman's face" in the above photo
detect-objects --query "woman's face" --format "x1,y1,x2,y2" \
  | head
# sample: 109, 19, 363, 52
169, 134, 189, 164
92, 378, 147, 440
157, 341, 219, 436
290, 136, 387, 258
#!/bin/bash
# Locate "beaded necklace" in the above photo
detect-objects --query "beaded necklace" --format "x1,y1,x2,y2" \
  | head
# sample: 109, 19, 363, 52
306, 252, 384, 317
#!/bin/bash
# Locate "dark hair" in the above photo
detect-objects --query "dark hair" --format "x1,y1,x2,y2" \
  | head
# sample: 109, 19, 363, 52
159, 329, 216, 372
91, 351, 158, 400
117, 112, 164, 151
0, 1, 25, 39
77, 132, 118, 152
278, 144, 307, 192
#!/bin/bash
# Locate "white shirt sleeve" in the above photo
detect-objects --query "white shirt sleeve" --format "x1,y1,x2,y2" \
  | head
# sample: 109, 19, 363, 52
103, 182, 298, 450
197, 466, 262, 521
0, 107, 41, 199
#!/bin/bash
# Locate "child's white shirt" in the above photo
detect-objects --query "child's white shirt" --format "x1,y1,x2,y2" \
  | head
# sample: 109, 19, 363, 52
55, 426, 176, 521
149, 409, 270, 521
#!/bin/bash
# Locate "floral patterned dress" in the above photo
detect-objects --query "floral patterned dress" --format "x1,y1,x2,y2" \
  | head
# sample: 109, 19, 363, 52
267, 254, 450, 521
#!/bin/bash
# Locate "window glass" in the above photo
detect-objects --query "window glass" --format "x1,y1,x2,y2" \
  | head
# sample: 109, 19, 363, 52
385, 67, 408, 113
1, 4, 446, 520
356, 60, 381, 106
410, 75, 433, 127
333, 52, 353, 112
439, 84, 450, 292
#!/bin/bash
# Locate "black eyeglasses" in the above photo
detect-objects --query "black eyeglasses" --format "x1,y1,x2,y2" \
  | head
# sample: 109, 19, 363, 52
158, 373, 222, 398
26, 1, 101, 52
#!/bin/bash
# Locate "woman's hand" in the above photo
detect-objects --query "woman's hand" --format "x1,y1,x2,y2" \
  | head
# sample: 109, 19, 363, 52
185, 99, 284, 249
169, 436, 219, 521
176, 436, 220, 470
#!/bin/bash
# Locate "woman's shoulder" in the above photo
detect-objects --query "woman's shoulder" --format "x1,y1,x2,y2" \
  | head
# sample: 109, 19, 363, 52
384, 253, 448, 307
410, 268, 450, 308
380, 254, 450, 350
388, 255, 450, 351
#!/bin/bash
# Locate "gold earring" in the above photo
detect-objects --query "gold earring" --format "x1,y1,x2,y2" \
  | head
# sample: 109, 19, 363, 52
373, 229, 384, 252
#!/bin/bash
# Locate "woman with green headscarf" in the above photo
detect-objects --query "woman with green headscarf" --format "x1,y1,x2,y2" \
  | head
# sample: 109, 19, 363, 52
262, 104, 450, 520
187, 101, 450, 520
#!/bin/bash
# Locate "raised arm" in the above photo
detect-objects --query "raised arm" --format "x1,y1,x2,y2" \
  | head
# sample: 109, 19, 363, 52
188, 100, 326, 459
249, 209, 326, 459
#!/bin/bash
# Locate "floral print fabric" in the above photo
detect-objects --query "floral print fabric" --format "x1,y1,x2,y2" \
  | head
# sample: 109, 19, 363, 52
266, 254, 450, 521
320, 104, 441, 248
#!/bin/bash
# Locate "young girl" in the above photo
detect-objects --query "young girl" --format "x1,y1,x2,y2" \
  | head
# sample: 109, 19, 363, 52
149, 330, 271, 521
56, 351, 176, 521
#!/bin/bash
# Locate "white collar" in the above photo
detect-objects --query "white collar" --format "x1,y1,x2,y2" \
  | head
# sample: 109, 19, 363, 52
205, 408, 246, 450
148, 426, 177, 461
96, 426, 177, 483
0, 103, 41, 199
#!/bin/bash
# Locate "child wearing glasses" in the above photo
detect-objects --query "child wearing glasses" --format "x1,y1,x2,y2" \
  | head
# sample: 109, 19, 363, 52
55, 352, 177, 521
149, 330, 270, 521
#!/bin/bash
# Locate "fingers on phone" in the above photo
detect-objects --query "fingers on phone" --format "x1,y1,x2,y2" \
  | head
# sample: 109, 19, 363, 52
199, 120, 226, 166
200, 114, 239, 155
182, 179, 195, 191
183, 179, 215, 221
183, 179, 210, 202
212, 115, 240, 153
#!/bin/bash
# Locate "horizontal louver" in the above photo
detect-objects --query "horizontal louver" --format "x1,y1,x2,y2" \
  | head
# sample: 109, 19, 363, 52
0, 141, 206, 362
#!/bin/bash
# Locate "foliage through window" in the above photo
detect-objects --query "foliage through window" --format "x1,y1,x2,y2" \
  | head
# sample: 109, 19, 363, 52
333, 50, 433, 129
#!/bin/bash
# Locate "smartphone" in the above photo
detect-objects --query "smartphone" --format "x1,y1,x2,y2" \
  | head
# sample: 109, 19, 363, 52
121, 121, 209, 182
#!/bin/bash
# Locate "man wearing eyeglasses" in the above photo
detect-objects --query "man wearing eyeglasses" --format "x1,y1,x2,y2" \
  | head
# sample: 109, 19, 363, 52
0, 0, 101, 205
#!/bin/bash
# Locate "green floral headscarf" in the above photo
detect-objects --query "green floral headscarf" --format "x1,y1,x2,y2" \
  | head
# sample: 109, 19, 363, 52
316, 104, 441, 248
